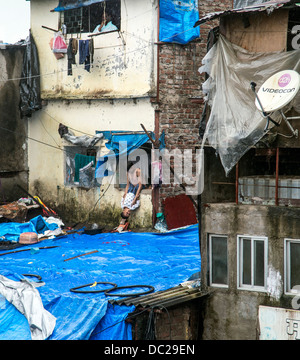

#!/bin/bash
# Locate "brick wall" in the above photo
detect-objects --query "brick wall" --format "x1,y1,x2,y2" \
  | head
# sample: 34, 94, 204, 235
157, 0, 233, 206
131, 302, 200, 340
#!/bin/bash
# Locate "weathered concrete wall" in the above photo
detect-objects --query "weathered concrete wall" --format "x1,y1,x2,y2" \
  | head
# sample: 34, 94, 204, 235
27, 0, 157, 227
28, 98, 154, 227
0, 46, 28, 202
201, 203, 300, 339
30, 0, 157, 100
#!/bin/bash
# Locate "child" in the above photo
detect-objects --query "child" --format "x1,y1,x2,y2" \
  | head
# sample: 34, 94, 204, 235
121, 167, 143, 217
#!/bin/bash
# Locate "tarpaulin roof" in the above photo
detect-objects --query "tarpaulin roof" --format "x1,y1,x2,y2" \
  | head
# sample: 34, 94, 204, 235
194, 0, 297, 27
0, 224, 200, 340
52, 0, 108, 12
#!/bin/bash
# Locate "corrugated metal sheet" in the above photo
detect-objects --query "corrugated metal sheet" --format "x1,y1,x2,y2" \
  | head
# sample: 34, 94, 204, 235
194, 0, 296, 27
109, 284, 209, 309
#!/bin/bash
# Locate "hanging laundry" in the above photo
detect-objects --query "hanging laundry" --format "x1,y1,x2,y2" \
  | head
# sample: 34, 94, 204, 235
79, 40, 91, 72
67, 38, 78, 76
89, 38, 94, 66
51, 32, 68, 60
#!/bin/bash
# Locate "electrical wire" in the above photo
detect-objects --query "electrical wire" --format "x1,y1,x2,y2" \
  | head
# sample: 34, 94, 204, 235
1, 15, 200, 84
144, 307, 156, 340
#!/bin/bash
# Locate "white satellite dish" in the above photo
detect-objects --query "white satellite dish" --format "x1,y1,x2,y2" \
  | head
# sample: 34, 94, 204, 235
251, 70, 300, 137
255, 70, 300, 113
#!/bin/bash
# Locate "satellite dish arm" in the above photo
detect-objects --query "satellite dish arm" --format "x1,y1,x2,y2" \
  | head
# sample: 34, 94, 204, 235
250, 82, 280, 130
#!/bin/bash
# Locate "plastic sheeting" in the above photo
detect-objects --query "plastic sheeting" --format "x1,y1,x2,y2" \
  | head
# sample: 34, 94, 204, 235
19, 32, 42, 118
53, 0, 106, 12
0, 216, 59, 242
200, 34, 300, 175
233, 0, 275, 8
159, 0, 200, 44
0, 275, 56, 340
0, 225, 200, 340
95, 131, 165, 180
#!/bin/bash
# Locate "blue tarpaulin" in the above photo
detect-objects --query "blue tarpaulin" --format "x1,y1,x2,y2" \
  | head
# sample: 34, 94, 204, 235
159, 0, 200, 44
53, 0, 106, 12
95, 131, 165, 179
0, 216, 59, 243
0, 225, 200, 340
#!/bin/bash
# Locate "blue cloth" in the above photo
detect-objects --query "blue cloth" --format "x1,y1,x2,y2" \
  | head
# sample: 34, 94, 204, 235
0, 216, 59, 243
79, 40, 91, 72
93, 21, 118, 33
0, 225, 200, 340
159, 0, 200, 44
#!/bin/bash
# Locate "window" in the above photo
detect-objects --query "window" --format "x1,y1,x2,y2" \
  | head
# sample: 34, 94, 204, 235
65, 146, 98, 188
237, 236, 268, 291
114, 143, 153, 190
61, 0, 121, 34
285, 239, 300, 294
208, 235, 228, 287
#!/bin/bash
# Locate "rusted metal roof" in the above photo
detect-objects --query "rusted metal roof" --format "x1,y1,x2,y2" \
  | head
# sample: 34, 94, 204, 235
194, 0, 297, 27
109, 283, 209, 309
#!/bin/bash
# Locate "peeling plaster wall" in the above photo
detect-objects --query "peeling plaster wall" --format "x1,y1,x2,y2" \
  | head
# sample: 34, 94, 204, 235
30, 0, 157, 99
201, 203, 300, 340
28, 98, 154, 227
27, 0, 157, 227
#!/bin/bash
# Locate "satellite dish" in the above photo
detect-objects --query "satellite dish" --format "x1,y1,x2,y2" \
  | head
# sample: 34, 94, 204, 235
255, 70, 300, 113
251, 70, 300, 136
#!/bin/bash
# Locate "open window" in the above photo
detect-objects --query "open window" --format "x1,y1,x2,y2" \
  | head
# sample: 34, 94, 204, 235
238, 148, 300, 206
95, 131, 165, 190
59, 0, 121, 34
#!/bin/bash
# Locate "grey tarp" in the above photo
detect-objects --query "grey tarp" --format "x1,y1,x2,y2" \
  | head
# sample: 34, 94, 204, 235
0, 275, 56, 340
233, 0, 273, 8
199, 34, 300, 175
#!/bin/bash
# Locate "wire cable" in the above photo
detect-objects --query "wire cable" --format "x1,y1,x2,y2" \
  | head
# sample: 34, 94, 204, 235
1, 15, 200, 83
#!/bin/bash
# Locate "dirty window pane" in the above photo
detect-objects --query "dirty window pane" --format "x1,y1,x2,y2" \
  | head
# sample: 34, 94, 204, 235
290, 242, 300, 289
211, 236, 228, 285
242, 239, 251, 285
254, 240, 265, 287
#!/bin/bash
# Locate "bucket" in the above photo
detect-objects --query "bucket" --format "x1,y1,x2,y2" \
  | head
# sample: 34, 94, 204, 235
19, 232, 39, 245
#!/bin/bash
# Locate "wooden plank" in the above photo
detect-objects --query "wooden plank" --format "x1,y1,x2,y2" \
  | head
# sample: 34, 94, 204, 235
63, 250, 99, 262
220, 9, 289, 52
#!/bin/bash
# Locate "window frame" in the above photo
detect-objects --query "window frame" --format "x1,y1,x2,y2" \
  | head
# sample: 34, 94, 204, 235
237, 235, 268, 292
208, 234, 229, 288
61, 0, 121, 35
284, 238, 300, 295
